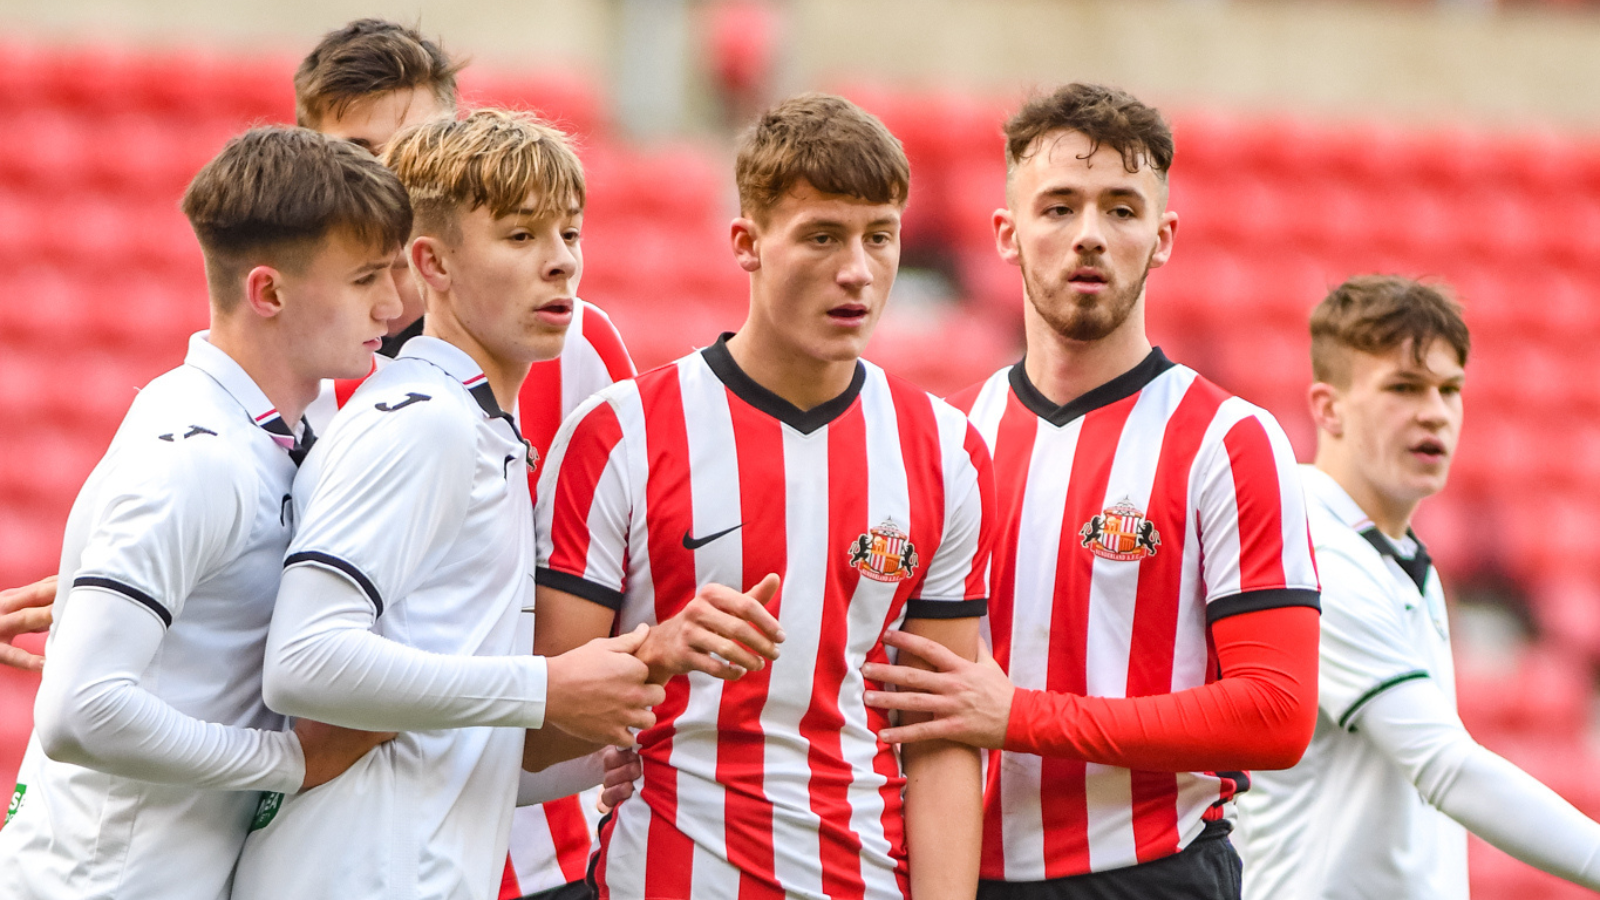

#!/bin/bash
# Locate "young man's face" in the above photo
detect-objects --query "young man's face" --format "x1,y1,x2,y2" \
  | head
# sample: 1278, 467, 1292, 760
433, 192, 582, 368
740, 178, 901, 365
273, 227, 404, 381
318, 86, 451, 336
1326, 338, 1465, 508
997, 129, 1176, 343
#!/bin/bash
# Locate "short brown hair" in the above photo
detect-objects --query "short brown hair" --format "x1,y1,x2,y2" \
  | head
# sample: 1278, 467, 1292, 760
381, 109, 585, 242
735, 93, 910, 221
295, 18, 462, 129
1310, 275, 1471, 386
182, 127, 411, 311
1004, 83, 1174, 180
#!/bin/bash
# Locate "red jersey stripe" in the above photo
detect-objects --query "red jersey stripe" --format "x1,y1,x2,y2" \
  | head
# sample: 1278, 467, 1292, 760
1223, 417, 1289, 592
544, 402, 626, 582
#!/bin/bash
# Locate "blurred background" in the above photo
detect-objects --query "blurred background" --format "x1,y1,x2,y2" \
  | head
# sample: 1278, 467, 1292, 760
2, 0, 1598, 895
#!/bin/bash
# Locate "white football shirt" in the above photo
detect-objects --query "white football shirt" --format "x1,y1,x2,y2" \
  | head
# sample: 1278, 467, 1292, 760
233, 336, 537, 900
1235, 465, 1465, 900
0, 333, 307, 900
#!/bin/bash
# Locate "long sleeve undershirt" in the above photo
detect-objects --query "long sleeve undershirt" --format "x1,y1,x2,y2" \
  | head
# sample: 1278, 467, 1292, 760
34, 587, 305, 793
1357, 678, 1600, 889
262, 564, 548, 731
1003, 605, 1320, 772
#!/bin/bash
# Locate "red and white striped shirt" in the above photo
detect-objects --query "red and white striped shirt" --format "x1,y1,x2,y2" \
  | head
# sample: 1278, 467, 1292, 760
309, 300, 635, 900
953, 349, 1318, 882
535, 335, 995, 900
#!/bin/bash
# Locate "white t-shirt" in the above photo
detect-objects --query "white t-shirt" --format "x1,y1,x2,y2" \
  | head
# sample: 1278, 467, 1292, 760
232, 336, 538, 900
1236, 465, 1466, 900
0, 333, 308, 900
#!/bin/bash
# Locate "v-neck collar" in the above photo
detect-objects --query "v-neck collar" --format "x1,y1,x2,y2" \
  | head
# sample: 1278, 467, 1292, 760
1009, 347, 1175, 427
184, 331, 314, 464
702, 333, 865, 435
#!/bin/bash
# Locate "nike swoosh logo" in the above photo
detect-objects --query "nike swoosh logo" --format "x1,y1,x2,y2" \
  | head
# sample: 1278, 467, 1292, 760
375, 392, 431, 412
682, 524, 743, 550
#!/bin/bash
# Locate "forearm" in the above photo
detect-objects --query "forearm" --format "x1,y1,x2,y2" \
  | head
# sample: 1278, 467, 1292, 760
523, 727, 604, 774
903, 738, 982, 900
36, 588, 304, 793
518, 749, 606, 806
1361, 682, 1600, 889
1004, 606, 1319, 771
265, 565, 547, 731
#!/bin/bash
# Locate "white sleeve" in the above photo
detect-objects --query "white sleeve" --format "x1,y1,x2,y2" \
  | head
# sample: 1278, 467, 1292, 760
34, 587, 305, 793
1355, 679, 1600, 889
517, 749, 606, 806
262, 564, 548, 731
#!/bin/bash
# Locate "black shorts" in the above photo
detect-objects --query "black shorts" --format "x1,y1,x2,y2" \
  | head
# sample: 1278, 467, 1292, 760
519, 880, 593, 900
976, 819, 1241, 900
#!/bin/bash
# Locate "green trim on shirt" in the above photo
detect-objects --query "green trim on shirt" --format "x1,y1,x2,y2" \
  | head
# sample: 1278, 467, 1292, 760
1338, 669, 1431, 730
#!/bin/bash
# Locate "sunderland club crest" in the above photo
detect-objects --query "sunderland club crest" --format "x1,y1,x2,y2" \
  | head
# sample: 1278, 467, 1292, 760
849, 519, 918, 583
1080, 497, 1160, 562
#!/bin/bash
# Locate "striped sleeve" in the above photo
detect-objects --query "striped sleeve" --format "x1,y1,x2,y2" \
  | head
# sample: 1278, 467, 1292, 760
577, 301, 637, 383
1194, 405, 1320, 622
534, 393, 634, 610
906, 413, 995, 618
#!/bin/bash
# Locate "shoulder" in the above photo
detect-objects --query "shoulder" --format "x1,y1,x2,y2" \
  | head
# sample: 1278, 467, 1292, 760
117, 369, 261, 489
322, 361, 481, 460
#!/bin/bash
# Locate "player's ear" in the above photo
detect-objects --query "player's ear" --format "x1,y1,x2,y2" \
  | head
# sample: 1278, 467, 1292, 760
242, 266, 285, 319
411, 235, 451, 293
1308, 381, 1343, 438
1149, 210, 1178, 269
994, 207, 1020, 267
731, 217, 761, 273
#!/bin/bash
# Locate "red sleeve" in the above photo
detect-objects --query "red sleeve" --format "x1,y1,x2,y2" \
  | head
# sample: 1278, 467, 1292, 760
1002, 605, 1319, 771
580, 303, 637, 382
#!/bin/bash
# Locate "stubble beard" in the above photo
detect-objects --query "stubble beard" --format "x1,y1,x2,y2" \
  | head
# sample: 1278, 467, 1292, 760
1021, 248, 1152, 343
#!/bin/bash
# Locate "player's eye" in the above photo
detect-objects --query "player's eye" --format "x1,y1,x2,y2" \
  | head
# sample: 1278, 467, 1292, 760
563, 228, 582, 243
1440, 384, 1462, 396
1110, 206, 1136, 219
1045, 204, 1072, 218
355, 272, 379, 286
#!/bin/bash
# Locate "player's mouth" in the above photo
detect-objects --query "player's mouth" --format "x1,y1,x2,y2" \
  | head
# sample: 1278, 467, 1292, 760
364, 338, 383, 351
1068, 267, 1108, 293
827, 303, 869, 325
535, 298, 575, 326
1409, 437, 1448, 464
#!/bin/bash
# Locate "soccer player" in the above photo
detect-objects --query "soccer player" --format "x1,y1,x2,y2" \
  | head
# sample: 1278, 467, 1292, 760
0, 127, 413, 900
229, 110, 702, 900
1233, 275, 1600, 898
862, 83, 1321, 900
531, 93, 995, 900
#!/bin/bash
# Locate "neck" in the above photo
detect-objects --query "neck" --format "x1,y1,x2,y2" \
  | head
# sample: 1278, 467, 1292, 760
423, 297, 530, 414
206, 314, 319, 427
1313, 442, 1416, 540
1021, 297, 1152, 408
725, 320, 857, 412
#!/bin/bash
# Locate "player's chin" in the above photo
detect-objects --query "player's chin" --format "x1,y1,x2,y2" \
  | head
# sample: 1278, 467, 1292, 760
519, 328, 568, 364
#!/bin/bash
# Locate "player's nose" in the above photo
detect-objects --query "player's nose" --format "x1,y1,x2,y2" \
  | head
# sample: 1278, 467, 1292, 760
1072, 208, 1108, 255
836, 238, 873, 289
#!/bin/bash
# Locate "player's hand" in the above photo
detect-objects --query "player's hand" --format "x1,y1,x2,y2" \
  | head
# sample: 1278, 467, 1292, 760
596, 745, 641, 814
635, 574, 784, 683
545, 625, 665, 747
862, 631, 1014, 749
295, 719, 396, 790
0, 575, 56, 672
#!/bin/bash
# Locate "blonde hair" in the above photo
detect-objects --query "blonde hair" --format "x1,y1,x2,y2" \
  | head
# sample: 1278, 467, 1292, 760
382, 109, 585, 241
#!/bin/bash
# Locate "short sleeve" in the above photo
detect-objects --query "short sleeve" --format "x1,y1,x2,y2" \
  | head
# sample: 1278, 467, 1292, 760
285, 393, 476, 617
74, 435, 253, 626
1194, 408, 1321, 623
534, 395, 634, 610
1315, 544, 1434, 730
906, 418, 994, 619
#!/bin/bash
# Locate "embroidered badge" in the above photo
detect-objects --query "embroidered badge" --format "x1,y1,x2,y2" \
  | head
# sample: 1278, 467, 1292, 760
849, 519, 918, 583
1080, 497, 1161, 561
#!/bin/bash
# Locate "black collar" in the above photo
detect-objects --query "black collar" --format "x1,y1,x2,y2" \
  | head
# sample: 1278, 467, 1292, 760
466, 379, 527, 446
1358, 527, 1433, 594
1009, 347, 1175, 427
380, 316, 426, 359
702, 333, 865, 435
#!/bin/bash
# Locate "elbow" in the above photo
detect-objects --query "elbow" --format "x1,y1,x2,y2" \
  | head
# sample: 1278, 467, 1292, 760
35, 708, 92, 768
260, 654, 324, 721
1248, 698, 1317, 771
